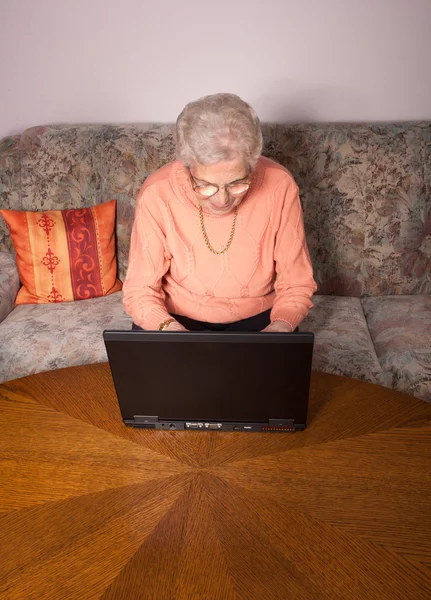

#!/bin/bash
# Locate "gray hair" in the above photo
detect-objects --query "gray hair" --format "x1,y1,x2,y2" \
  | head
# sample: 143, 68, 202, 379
175, 93, 263, 168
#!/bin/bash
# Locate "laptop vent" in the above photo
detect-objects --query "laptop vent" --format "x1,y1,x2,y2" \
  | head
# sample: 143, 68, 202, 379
262, 426, 295, 432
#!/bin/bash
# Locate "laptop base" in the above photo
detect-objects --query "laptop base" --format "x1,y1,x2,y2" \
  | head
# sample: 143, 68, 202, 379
124, 417, 305, 432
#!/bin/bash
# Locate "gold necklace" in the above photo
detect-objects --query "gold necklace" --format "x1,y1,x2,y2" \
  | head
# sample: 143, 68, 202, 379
199, 205, 238, 254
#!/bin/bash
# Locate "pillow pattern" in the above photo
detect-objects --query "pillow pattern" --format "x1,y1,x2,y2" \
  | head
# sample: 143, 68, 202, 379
0, 200, 122, 305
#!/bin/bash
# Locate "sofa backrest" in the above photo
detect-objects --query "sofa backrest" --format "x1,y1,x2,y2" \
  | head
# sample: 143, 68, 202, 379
1, 122, 429, 295
0, 135, 22, 253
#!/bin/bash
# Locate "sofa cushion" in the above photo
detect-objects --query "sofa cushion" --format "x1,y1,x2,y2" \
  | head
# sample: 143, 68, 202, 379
261, 122, 431, 297
0, 200, 122, 305
262, 124, 370, 297
0, 252, 20, 323
362, 295, 431, 402
299, 295, 384, 385
363, 124, 431, 296
0, 292, 132, 384
0, 135, 22, 254
19, 124, 176, 281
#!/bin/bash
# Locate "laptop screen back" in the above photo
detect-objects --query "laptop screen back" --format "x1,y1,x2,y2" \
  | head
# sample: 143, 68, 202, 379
104, 332, 314, 425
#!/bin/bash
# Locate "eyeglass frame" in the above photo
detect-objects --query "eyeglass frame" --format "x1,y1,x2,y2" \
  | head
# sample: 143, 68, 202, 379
187, 166, 252, 198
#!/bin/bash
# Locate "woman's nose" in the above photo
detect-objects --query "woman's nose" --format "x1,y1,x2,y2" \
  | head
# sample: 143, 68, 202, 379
218, 187, 229, 203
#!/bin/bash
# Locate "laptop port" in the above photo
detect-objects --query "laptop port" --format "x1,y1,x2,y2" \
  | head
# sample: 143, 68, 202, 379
169, 423, 176, 429
233, 425, 240, 430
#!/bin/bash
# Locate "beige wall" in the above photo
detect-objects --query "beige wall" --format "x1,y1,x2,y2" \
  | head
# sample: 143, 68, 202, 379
1, 0, 430, 138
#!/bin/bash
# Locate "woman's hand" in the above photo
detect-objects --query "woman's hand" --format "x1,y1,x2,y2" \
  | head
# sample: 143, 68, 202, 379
261, 320, 293, 333
166, 320, 188, 332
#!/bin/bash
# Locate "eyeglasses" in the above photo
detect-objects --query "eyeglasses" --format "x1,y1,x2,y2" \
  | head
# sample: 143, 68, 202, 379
187, 167, 251, 198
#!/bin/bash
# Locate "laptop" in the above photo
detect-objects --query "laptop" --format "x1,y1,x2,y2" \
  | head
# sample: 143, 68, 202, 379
103, 330, 314, 433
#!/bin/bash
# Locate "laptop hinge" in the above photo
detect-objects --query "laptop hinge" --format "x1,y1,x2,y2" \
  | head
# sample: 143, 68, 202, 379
269, 419, 294, 428
133, 415, 158, 424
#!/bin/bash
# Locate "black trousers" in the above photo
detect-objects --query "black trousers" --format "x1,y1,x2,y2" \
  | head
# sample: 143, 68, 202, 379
132, 310, 299, 332
132, 310, 298, 332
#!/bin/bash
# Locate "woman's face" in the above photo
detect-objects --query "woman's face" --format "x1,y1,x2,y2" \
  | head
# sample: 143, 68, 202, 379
189, 158, 251, 215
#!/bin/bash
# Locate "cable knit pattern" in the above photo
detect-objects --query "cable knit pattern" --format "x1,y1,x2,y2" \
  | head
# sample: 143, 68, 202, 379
123, 156, 317, 330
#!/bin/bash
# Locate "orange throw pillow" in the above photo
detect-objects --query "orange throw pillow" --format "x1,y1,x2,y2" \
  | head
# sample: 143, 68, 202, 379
0, 200, 122, 305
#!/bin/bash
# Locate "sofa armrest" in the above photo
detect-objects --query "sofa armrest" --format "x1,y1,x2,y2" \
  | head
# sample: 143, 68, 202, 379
0, 252, 20, 323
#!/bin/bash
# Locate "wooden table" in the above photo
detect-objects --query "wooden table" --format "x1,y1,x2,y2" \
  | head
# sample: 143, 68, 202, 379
0, 364, 430, 600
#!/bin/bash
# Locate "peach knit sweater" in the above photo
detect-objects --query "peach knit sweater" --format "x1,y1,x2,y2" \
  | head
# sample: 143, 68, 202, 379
123, 156, 317, 330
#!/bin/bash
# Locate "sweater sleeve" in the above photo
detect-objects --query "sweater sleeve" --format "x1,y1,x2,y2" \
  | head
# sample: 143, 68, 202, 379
122, 186, 173, 330
270, 179, 317, 330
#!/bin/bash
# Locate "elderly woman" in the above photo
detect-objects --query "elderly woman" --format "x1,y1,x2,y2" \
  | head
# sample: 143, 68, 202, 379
123, 93, 317, 333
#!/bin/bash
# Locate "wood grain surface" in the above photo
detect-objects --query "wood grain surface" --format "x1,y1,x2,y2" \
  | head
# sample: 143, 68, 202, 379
0, 363, 430, 600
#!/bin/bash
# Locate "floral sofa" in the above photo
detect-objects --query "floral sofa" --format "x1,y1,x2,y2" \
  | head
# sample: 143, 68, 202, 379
0, 123, 430, 401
